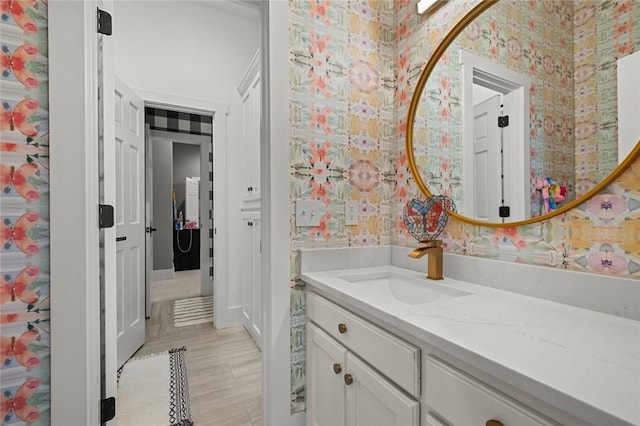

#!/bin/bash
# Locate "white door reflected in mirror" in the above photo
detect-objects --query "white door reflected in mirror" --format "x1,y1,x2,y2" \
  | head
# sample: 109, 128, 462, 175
461, 51, 530, 222
618, 51, 640, 165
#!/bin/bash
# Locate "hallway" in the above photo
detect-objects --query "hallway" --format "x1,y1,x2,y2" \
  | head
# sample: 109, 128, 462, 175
130, 272, 262, 425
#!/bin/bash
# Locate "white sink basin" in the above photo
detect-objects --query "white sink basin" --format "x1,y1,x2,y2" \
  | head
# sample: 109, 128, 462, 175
338, 271, 471, 305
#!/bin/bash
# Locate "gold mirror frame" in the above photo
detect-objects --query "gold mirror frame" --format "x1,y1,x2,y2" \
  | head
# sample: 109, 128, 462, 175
406, 0, 640, 228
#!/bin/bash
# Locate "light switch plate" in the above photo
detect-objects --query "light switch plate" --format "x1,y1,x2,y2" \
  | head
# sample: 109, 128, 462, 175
295, 199, 325, 227
345, 201, 358, 226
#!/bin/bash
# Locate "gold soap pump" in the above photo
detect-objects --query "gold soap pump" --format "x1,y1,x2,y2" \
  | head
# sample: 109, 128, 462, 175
402, 196, 455, 280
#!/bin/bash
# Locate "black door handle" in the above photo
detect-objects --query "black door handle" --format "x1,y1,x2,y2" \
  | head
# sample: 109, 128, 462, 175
146, 227, 157, 234
116, 236, 127, 242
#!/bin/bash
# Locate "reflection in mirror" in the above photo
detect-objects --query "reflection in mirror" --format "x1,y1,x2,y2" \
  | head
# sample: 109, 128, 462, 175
411, 0, 640, 223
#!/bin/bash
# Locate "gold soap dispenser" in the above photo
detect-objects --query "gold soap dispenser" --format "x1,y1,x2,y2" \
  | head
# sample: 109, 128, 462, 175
402, 196, 455, 280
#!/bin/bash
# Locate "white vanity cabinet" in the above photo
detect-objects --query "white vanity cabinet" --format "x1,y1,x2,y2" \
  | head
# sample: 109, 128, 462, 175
306, 290, 571, 426
237, 49, 261, 207
307, 293, 420, 426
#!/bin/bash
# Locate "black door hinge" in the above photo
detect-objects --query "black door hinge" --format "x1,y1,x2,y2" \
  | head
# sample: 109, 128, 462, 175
101, 397, 116, 423
97, 8, 113, 36
498, 115, 509, 128
499, 205, 511, 218
99, 204, 115, 229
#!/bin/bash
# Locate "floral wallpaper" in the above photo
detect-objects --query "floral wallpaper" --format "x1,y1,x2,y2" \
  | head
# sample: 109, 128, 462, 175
574, 0, 640, 196
413, 0, 577, 217
0, 1, 51, 425
288, 0, 396, 413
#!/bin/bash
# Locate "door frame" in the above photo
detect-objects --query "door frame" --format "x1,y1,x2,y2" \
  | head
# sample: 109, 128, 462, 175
460, 50, 531, 222
140, 93, 229, 329
49, 1, 293, 425
147, 128, 212, 314
49, 1, 109, 424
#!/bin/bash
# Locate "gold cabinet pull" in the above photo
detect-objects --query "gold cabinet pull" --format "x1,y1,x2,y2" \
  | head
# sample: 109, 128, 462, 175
486, 420, 504, 426
338, 323, 347, 334
333, 363, 342, 374
344, 373, 353, 385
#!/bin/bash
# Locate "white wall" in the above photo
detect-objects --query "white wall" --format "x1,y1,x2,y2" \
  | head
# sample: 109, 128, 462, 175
113, 1, 260, 317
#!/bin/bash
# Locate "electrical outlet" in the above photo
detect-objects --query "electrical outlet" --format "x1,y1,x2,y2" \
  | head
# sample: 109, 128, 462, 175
345, 201, 358, 226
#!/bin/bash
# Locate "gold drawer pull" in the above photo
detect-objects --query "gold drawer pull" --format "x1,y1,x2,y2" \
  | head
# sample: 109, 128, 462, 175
338, 323, 347, 334
486, 420, 504, 426
333, 363, 342, 374
344, 373, 353, 385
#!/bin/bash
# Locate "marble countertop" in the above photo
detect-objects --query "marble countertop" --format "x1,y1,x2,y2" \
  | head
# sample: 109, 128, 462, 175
301, 264, 640, 426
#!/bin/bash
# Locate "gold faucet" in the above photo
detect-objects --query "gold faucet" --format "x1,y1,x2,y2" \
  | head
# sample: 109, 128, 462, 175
408, 240, 443, 280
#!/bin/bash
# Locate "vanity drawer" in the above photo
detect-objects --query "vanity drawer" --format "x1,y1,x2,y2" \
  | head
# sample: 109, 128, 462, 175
307, 292, 420, 398
425, 356, 555, 426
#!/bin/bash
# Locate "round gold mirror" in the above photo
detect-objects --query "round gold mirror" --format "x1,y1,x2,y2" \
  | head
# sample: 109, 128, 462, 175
406, 0, 640, 227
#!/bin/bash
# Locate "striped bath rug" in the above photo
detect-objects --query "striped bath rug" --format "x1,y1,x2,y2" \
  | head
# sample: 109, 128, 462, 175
173, 296, 214, 327
117, 347, 193, 425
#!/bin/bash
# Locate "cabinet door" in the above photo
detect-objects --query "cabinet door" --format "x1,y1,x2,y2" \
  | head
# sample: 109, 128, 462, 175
307, 323, 347, 426
241, 88, 253, 202
250, 217, 262, 347
249, 72, 261, 199
345, 352, 419, 426
425, 412, 449, 426
241, 216, 262, 349
241, 71, 261, 204
241, 217, 253, 334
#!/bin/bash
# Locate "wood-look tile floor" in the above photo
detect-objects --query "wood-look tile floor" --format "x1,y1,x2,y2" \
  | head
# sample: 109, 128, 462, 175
129, 271, 263, 426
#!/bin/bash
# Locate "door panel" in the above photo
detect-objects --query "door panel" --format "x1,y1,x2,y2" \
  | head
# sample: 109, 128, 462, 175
115, 75, 146, 368
472, 95, 501, 222
345, 352, 419, 426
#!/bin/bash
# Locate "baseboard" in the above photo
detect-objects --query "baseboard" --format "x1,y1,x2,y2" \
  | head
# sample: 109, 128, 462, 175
152, 268, 175, 281
214, 305, 243, 329
226, 306, 243, 326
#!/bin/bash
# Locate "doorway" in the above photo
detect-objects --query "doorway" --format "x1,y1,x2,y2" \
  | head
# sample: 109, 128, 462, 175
460, 50, 531, 222
144, 117, 213, 318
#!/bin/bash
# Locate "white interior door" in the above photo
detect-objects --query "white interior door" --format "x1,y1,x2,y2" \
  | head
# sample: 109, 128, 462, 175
472, 95, 501, 222
145, 124, 153, 318
618, 51, 640, 163
115, 75, 146, 367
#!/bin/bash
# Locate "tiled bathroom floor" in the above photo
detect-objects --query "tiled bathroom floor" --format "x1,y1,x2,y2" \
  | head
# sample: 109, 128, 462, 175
129, 272, 263, 425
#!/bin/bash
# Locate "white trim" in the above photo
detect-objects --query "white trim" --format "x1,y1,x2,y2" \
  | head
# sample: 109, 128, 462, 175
238, 48, 261, 96
49, 1, 101, 424
460, 50, 531, 222
152, 268, 176, 281
100, 0, 118, 420
261, 2, 293, 424
135, 88, 229, 116
140, 90, 231, 328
